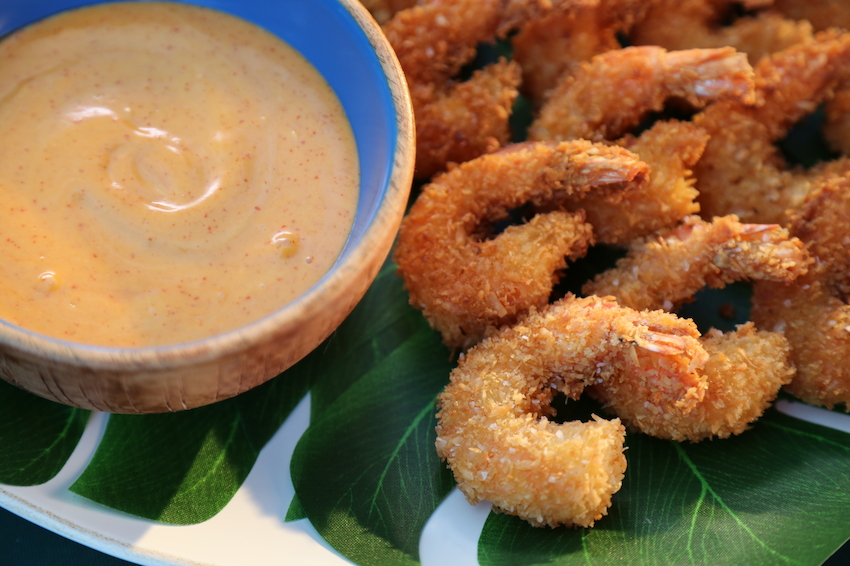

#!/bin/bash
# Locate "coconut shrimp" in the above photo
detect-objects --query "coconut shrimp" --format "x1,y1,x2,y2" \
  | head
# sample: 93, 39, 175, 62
552, 120, 707, 245
527, 46, 755, 244
384, 0, 589, 178
527, 45, 755, 143
436, 294, 712, 528
693, 30, 850, 224
630, 0, 813, 66
394, 140, 649, 350
588, 322, 794, 442
752, 175, 850, 409
512, 0, 654, 105
584, 215, 811, 312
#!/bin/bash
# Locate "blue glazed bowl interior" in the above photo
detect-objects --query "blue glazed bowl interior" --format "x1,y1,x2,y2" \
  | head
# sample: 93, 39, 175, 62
0, 0, 402, 352
0, 0, 398, 280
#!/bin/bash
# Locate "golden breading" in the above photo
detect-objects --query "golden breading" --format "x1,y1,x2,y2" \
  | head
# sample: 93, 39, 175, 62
584, 215, 811, 311
693, 30, 850, 224
589, 322, 794, 441
528, 45, 755, 143
753, 175, 850, 409
394, 140, 649, 350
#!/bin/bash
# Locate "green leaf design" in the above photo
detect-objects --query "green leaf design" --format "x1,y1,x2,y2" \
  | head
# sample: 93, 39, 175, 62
0, 379, 89, 486
290, 267, 456, 566
478, 410, 850, 566
68, 358, 317, 524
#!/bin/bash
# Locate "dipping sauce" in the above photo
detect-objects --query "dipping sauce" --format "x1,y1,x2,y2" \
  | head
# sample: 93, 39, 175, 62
0, 2, 359, 347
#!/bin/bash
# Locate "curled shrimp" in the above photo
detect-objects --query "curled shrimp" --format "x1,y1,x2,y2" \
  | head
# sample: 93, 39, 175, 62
527, 45, 755, 143
512, 0, 653, 105
630, 0, 813, 66
527, 46, 755, 243
752, 174, 850, 409
394, 140, 649, 350
588, 321, 794, 442
693, 30, 850, 224
436, 294, 713, 528
766, 0, 850, 167
554, 119, 708, 245
584, 214, 811, 312
383, 0, 587, 178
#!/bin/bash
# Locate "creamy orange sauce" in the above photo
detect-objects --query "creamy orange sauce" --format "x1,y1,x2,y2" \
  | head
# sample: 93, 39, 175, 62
0, 2, 359, 347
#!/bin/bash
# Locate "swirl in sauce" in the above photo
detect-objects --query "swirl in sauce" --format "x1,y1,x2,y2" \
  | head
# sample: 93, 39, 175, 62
0, 2, 359, 346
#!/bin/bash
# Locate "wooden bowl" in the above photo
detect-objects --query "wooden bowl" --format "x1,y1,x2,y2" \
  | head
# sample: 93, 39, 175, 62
0, 0, 414, 413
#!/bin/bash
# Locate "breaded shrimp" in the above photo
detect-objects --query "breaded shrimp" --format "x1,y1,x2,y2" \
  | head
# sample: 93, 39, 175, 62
588, 322, 794, 441
436, 294, 715, 527
693, 30, 850, 224
527, 47, 754, 243
384, 0, 590, 178
556, 120, 707, 245
394, 140, 649, 350
527, 45, 755, 143
584, 215, 811, 311
630, 0, 813, 66
512, 0, 654, 105
752, 175, 850, 409
410, 59, 522, 182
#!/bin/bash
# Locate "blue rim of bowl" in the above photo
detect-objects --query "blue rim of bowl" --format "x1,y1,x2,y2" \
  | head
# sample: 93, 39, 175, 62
0, 0, 413, 365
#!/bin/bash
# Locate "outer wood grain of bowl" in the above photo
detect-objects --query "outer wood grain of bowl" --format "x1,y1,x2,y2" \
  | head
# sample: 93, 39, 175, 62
0, 0, 415, 414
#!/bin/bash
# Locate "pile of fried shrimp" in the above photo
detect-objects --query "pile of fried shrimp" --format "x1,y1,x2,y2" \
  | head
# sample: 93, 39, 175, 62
365, 0, 850, 529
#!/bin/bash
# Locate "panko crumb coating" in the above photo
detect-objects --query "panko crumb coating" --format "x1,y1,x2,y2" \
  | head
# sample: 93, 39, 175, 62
395, 140, 649, 350
589, 323, 794, 441
585, 214, 811, 312
753, 175, 850, 409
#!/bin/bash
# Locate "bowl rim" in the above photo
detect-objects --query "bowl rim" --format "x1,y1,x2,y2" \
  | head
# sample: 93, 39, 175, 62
0, 0, 415, 371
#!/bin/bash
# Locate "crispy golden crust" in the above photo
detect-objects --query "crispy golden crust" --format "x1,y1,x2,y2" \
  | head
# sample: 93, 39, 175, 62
590, 322, 794, 441
528, 45, 755, 143
631, 0, 813, 65
584, 215, 811, 311
693, 30, 850, 224
437, 294, 720, 527
753, 175, 850, 409
383, 0, 591, 178
394, 141, 649, 349
577, 120, 706, 245
411, 59, 521, 180
512, 0, 654, 105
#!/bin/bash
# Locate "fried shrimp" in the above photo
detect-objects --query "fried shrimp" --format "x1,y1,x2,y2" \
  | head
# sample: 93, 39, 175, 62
384, 0, 589, 178
512, 0, 654, 105
556, 120, 707, 245
436, 294, 715, 527
527, 45, 755, 143
752, 175, 850, 409
394, 140, 649, 350
588, 322, 794, 442
630, 0, 813, 66
584, 215, 811, 312
693, 30, 850, 224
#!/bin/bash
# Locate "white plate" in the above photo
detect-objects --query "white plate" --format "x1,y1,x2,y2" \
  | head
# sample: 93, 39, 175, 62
1, 397, 848, 566
0, 394, 490, 566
